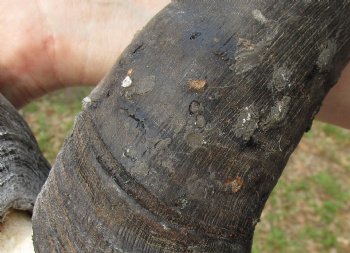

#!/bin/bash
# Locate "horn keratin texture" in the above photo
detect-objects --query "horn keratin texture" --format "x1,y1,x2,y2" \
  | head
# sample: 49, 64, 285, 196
0, 94, 50, 217
33, 1, 350, 252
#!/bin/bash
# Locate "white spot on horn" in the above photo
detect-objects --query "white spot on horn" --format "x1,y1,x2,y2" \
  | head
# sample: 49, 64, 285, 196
122, 76, 132, 88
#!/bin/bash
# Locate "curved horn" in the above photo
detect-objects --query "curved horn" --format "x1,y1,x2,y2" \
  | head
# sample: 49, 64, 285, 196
33, 1, 350, 252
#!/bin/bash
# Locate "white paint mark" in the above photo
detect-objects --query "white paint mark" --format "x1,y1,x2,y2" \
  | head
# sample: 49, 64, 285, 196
252, 9, 268, 24
161, 223, 169, 230
278, 136, 283, 152
202, 140, 207, 145
82, 96, 92, 109
83, 96, 91, 103
114, 246, 125, 253
242, 111, 252, 125
247, 113, 251, 121
121, 76, 132, 88
122, 148, 130, 158
278, 104, 282, 113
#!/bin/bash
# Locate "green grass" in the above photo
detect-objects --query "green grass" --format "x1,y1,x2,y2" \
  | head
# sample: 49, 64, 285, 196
267, 228, 289, 251
302, 226, 337, 250
21, 88, 350, 253
21, 87, 92, 162
311, 171, 349, 202
322, 124, 350, 144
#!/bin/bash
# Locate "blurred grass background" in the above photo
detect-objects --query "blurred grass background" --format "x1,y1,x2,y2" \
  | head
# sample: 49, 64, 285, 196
20, 87, 350, 253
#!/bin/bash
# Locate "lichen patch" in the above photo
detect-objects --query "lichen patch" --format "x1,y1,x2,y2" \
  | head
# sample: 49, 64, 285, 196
185, 132, 205, 148
252, 9, 268, 24
270, 66, 293, 92
189, 101, 203, 115
232, 36, 275, 75
195, 115, 206, 128
317, 40, 337, 70
238, 38, 254, 50
262, 96, 291, 130
234, 106, 259, 141
135, 75, 156, 95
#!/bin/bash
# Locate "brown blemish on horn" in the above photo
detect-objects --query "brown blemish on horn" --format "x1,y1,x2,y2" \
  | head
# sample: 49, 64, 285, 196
188, 79, 207, 92
225, 176, 244, 193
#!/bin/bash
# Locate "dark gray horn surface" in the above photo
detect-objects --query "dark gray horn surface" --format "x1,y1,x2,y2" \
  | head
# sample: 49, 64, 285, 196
33, 1, 350, 253
0, 93, 50, 217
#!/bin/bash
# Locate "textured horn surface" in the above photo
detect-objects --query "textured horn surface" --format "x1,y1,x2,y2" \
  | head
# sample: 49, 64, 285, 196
0, 94, 50, 217
33, 1, 350, 252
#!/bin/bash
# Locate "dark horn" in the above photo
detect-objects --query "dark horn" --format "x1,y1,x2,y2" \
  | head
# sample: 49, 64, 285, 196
0, 94, 50, 217
33, 1, 350, 252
